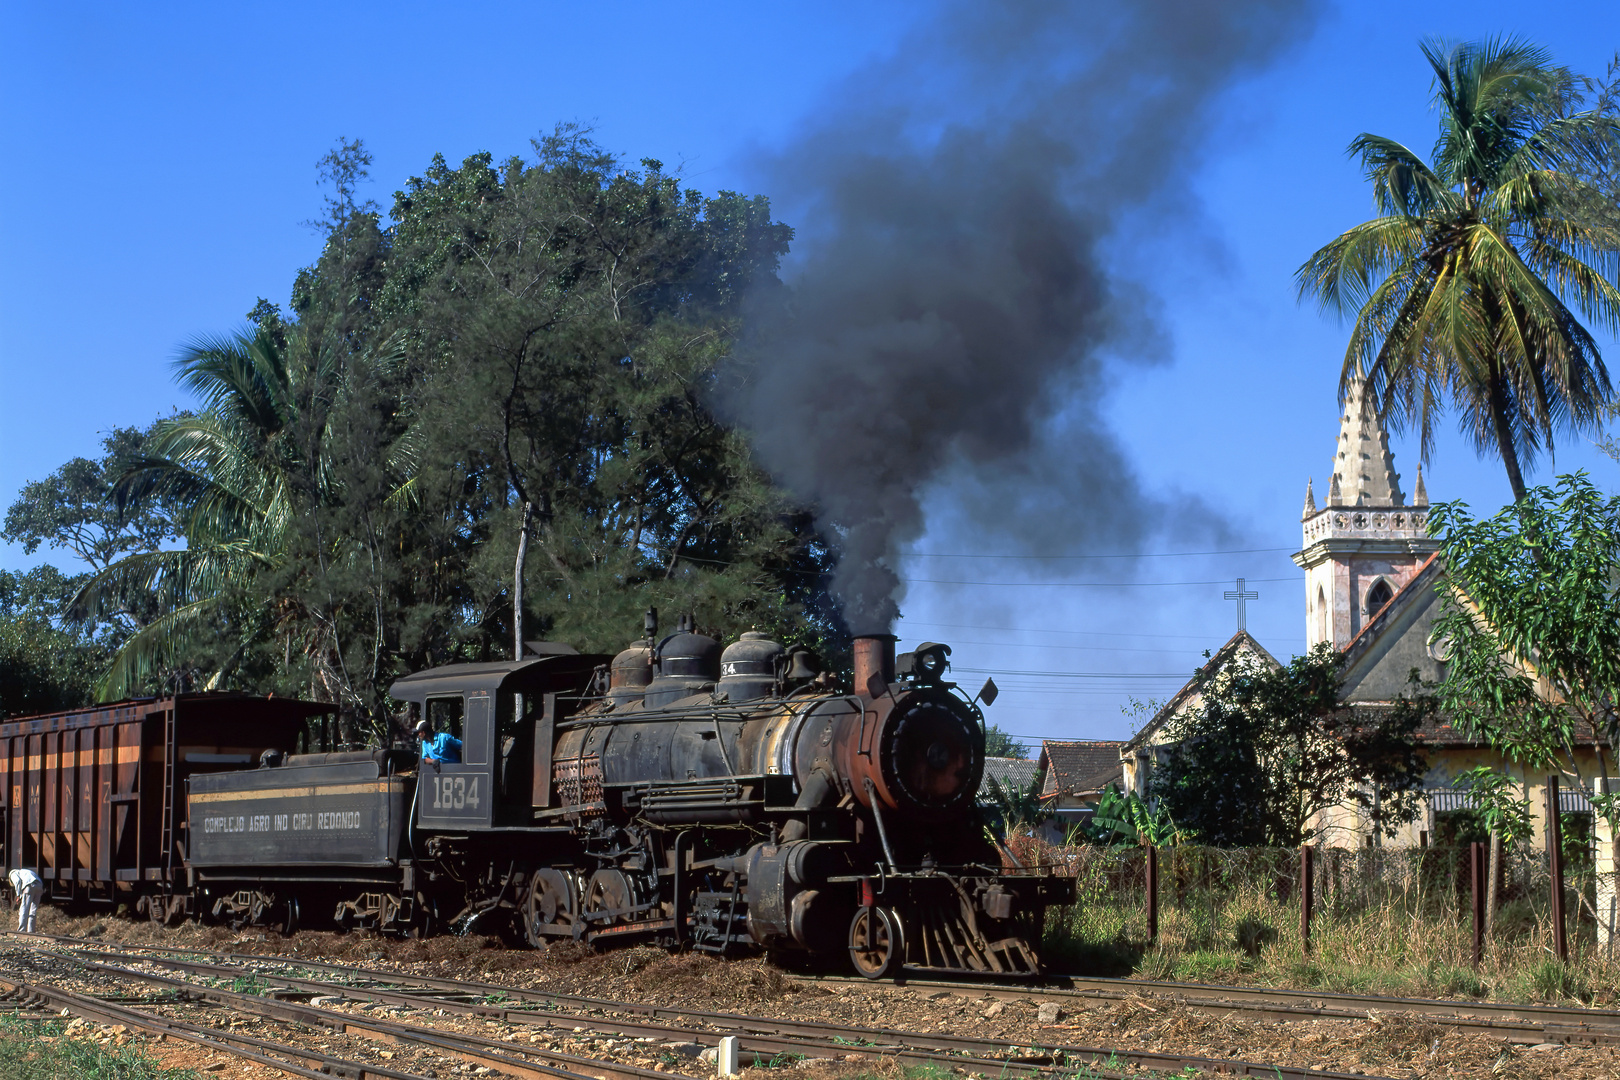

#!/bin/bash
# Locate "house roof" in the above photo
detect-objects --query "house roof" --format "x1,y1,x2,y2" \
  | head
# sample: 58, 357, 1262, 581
1123, 629, 1283, 753
978, 756, 1040, 801
1037, 740, 1126, 796
1394, 708, 1607, 749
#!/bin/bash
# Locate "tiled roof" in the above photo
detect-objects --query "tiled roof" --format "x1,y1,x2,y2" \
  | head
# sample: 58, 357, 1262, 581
1348, 706, 1607, 749
978, 756, 1040, 800
1039, 740, 1126, 796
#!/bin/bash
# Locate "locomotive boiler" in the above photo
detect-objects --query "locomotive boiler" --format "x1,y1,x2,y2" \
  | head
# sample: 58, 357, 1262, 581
1, 616, 1073, 978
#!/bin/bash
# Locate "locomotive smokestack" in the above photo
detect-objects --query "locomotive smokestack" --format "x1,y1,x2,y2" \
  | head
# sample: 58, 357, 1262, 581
852, 635, 897, 697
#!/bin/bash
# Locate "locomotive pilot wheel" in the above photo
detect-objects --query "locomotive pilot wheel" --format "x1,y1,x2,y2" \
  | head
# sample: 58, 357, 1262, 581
848, 905, 903, 979
524, 868, 578, 947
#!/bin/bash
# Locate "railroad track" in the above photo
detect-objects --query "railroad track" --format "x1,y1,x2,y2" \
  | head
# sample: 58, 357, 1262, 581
0, 971, 439, 1080
789, 971, 1620, 1046
1, 937, 692, 1080
15, 932, 1392, 1080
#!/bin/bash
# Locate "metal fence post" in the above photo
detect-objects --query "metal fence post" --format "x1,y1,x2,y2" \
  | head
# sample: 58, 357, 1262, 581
1470, 841, 1485, 968
1547, 775, 1568, 962
1300, 845, 1313, 954
1146, 846, 1158, 944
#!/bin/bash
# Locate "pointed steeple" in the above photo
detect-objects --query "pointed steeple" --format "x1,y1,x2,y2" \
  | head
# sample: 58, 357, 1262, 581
1413, 463, 1428, 507
1302, 478, 1317, 520
1327, 472, 1342, 505
1331, 378, 1405, 506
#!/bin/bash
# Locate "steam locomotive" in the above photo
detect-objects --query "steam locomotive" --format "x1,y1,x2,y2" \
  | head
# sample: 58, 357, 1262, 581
2, 616, 1072, 978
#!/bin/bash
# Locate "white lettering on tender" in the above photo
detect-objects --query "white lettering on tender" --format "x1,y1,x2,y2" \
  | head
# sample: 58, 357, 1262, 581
316, 811, 362, 830
200, 808, 363, 837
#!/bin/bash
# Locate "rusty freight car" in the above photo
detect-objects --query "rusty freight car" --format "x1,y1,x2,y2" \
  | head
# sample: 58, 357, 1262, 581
0, 693, 332, 922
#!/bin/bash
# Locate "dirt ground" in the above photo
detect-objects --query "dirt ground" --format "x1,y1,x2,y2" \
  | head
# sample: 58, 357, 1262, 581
18, 906, 1620, 1080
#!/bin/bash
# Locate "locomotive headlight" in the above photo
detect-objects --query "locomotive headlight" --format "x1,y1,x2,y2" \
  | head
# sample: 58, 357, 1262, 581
901, 642, 950, 683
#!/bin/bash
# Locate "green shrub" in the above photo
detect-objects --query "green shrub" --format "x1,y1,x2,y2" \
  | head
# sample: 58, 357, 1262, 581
1233, 916, 1277, 957
1524, 958, 1588, 1003
1421, 963, 1489, 999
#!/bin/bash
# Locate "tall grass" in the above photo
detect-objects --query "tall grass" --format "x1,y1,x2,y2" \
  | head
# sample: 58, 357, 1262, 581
1030, 839, 1620, 1005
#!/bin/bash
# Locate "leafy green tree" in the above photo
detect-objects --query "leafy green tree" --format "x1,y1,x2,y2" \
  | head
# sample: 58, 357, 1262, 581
66, 130, 837, 741
376, 127, 833, 659
0, 567, 111, 717
983, 724, 1029, 758
3, 424, 179, 571
1452, 766, 1535, 845
1150, 645, 1432, 846
1298, 37, 1620, 500
1427, 472, 1620, 781
74, 323, 412, 705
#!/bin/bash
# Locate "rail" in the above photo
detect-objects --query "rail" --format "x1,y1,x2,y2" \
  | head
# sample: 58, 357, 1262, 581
22, 933, 1396, 1080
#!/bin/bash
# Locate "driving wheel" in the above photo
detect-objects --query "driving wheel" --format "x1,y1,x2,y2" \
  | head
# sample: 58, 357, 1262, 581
848, 906, 903, 979
524, 868, 578, 948
583, 868, 636, 939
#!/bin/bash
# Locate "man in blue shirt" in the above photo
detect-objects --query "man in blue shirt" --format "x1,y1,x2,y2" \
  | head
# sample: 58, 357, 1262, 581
415, 720, 462, 764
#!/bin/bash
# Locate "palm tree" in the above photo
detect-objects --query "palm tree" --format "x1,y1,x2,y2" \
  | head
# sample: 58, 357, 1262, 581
74, 328, 413, 703
1298, 37, 1620, 500
73, 330, 309, 698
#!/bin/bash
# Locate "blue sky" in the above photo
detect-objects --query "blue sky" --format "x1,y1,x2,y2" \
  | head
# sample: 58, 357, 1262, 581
3, 1, 1617, 745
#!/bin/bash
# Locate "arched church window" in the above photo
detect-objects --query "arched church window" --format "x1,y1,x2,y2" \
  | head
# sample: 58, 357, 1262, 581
1317, 586, 1328, 642
1366, 579, 1394, 618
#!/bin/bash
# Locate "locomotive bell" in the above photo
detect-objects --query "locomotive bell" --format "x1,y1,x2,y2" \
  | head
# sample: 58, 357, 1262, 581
718, 632, 784, 702
784, 646, 820, 681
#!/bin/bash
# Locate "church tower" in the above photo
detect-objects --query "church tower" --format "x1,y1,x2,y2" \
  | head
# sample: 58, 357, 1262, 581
1293, 379, 1438, 649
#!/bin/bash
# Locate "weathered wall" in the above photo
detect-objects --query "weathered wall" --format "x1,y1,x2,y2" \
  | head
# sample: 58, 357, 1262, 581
1340, 583, 1445, 702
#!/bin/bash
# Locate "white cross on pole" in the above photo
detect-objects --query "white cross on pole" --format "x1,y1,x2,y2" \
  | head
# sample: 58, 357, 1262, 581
1224, 577, 1258, 632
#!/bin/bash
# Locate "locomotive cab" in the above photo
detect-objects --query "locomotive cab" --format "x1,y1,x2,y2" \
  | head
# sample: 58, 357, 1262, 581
389, 649, 609, 829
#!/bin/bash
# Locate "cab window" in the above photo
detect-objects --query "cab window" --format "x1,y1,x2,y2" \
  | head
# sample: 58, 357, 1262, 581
426, 697, 463, 738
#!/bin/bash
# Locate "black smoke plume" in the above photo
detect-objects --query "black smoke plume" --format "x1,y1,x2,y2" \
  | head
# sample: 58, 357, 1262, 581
719, 1, 1318, 633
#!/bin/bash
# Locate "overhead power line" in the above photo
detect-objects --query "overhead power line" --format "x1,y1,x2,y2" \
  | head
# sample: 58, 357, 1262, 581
954, 667, 1188, 679
900, 546, 1294, 560
911, 638, 1201, 656
899, 620, 1242, 641
903, 575, 1296, 588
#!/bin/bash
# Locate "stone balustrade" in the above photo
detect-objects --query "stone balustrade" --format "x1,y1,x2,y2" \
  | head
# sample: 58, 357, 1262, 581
1302, 505, 1432, 545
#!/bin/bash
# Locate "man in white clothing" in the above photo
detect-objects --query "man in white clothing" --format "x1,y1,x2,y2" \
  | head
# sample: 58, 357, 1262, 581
8, 868, 43, 933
